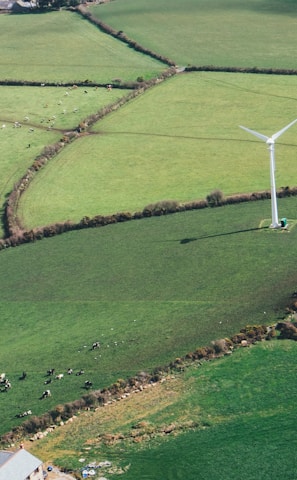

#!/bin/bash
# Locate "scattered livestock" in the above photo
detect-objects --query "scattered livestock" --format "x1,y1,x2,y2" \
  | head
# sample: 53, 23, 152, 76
76, 369, 85, 376
0, 373, 5, 382
92, 341, 100, 350
41, 389, 51, 399
84, 380, 93, 389
67, 368, 73, 375
55, 373, 64, 380
19, 371, 27, 380
44, 378, 52, 385
47, 368, 55, 376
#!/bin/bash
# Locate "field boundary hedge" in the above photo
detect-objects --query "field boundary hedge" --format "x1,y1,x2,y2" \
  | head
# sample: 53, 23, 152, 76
0, 323, 276, 446
75, 5, 176, 68
185, 65, 297, 76
2, 321, 297, 448
2, 185, 297, 251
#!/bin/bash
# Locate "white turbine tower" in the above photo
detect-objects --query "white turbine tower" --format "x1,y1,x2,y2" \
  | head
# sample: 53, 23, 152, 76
239, 119, 297, 229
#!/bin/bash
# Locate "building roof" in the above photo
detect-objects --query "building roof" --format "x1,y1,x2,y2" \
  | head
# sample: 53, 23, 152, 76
0, 449, 42, 480
0, 0, 15, 9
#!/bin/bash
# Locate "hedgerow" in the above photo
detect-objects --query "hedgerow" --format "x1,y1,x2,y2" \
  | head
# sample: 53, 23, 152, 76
0, 322, 282, 447
2, 185, 297, 251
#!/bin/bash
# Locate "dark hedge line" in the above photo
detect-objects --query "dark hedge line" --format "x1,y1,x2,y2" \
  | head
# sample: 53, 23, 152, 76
76, 5, 176, 68
0, 323, 278, 447
185, 65, 297, 76
2, 67, 176, 240
75, 66, 177, 132
2, 186, 297, 251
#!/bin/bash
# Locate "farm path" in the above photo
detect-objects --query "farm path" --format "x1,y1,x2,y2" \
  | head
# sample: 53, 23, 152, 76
45, 465, 77, 480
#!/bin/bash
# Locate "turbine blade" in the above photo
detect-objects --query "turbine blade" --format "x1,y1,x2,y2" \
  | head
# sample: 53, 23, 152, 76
239, 125, 268, 142
272, 118, 297, 141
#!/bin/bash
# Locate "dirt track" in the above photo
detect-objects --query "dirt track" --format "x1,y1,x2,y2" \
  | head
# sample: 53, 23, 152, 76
45, 466, 77, 480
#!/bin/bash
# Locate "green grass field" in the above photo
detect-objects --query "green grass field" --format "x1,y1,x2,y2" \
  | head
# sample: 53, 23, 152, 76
0, 85, 130, 237
91, 0, 297, 68
0, 2, 297, 476
1, 197, 297, 435
0, 10, 165, 83
18, 72, 297, 228
29, 340, 297, 479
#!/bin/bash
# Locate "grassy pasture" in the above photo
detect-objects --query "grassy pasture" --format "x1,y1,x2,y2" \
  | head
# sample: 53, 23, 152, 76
0, 10, 165, 83
28, 340, 297, 479
18, 72, 297, 228
1, 197, 297, 435
92, 0, 297, 68
0, 85, 129, 237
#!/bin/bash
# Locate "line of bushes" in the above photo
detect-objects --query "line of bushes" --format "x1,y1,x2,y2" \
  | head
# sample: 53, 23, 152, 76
1, 67, 176, 240
2, 185, 297, 251
185, 65, 297, 76
75, 5, 176, 68
76, 66, 177, 132
0, 322, 279, 447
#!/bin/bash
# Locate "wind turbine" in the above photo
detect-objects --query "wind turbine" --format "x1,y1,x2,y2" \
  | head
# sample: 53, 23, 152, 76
239, 119, 297, 228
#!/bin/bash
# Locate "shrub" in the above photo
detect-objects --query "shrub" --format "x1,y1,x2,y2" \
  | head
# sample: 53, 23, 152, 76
211, 338, 233, 354
275, 321, 297, 340
143, 200, 180, 216
206, 189, 224, 207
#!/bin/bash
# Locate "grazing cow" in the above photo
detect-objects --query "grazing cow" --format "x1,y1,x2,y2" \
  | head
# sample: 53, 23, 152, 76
3, 380, 11, 391
44, 378, 52, 385
19, 371, 27, 380
84, 380, 93, 389
92, 341, 100, 350
0, 373, 5, 383
47, 368, 55, 376
17, 410, 32, 418
41, 389, 51, 399
55, 374, 64, 380
67, 368, 73, 375
76, 369, 85, 376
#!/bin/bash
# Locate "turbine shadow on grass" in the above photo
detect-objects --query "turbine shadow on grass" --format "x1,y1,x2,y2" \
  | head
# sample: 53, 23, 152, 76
179, 226, 269, 244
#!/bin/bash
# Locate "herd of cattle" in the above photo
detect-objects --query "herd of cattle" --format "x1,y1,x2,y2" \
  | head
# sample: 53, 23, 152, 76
1, 341, 100, 418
